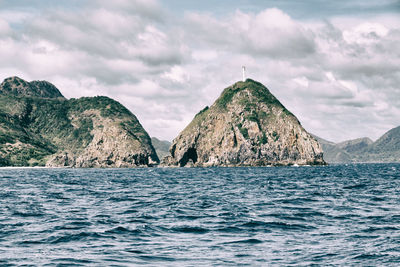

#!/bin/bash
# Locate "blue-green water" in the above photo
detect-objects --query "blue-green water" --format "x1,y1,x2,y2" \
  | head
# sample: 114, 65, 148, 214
1, 164, 400, 266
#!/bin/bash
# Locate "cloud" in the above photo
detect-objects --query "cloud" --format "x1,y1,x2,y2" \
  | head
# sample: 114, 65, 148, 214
163, 66, 190, 83
185, 8, 316, 59
0, 18, 10, 34
343, 22, 389, 44
243, 9, 316, 57
8, 2, 188, 88
0, 2, 399, 142
92, 0, 164, 20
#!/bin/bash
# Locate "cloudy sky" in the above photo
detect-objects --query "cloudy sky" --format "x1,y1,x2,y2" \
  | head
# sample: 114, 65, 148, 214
0, 0, 399, 142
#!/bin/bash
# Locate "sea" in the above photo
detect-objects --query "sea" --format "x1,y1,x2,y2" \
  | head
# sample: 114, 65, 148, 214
0, 163, 399, 266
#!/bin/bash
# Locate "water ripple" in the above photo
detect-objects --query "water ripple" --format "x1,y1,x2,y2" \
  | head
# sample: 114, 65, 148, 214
0, 163, 399, 265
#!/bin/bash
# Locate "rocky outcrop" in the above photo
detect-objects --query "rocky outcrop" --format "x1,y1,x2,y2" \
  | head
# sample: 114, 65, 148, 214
0, 77, 159, 167
0, 76, 65, 98
45, 106, 159, 168
163, 79, 325, 167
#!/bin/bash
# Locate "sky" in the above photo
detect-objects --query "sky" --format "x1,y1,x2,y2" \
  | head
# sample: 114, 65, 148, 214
0, 0, 399, 142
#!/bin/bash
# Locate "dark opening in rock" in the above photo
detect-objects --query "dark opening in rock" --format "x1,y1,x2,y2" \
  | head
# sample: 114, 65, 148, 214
170, 144, 176, 158
179, 147, 198, 167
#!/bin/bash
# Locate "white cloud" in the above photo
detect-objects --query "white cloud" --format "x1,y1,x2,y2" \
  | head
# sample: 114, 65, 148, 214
0, 18, 10, 34
192, 50, 218, 61
184, 8, 316, 59
343, 23, 389, 44
0, 2, 399, 143
293, 77, 309, 87
162, 66, 189, 83
93, 0, 163, 19
244, 9, 316, 57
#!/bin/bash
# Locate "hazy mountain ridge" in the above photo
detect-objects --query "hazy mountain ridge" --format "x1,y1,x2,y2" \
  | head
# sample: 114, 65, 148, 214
316, 128, 400, 163
0, 77, 159, 167
151, 137, 171, 159
163, 79, 325, 167
336, 137, 373, 154
313, 135, 353, 163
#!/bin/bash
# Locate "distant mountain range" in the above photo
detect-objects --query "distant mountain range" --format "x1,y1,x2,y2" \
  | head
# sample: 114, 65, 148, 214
314, 126, 400, 163
151, 137, 171, 159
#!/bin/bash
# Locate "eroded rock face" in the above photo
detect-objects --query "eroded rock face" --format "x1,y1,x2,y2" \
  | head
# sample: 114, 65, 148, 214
0, 76, 159, 167
45, 109, 159, 168
164, 79, 325, 167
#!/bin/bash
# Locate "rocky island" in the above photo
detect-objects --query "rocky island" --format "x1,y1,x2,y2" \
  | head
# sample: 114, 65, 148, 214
0, 76, 159, 167
163, 79, 325, 167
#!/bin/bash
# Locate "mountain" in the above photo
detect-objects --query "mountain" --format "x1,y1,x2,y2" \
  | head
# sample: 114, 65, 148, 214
0, 76, 159, 167
0, 76, 65, 98
356, 126, 400, 162
336, 137, 373, 154
367, 126, 400, 153
151, 137, 171, 160
163, 79, 325, 167
313, 135, 353, 163
316, 128, 400, 163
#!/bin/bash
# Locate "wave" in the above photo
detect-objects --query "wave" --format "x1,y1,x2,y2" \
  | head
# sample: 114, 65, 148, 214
2, 164, 400, 265
224, 238, 263, 244
170, 226, 210, 234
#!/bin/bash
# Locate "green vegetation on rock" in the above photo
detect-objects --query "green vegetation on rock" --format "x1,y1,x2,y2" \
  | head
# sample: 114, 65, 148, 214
164, 79, 325, 167
0, 77, 158, 167
237, 123, 249, 139
0, 76, 64, 98
272, 131, 280, 141
216, 79, 294, 116
258, 132, 268, 145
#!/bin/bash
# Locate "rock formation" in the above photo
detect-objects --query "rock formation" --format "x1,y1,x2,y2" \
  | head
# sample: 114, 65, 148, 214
163, 79, 325, 167
0, 76, 65, 98
0, 76, 159, 167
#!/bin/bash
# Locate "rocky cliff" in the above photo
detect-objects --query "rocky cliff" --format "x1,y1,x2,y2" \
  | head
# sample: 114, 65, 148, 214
0, 76, 159, 167
163, 79, 325, 167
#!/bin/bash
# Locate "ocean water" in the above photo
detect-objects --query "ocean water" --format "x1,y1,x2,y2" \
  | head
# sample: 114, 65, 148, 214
0, 164, 400, 266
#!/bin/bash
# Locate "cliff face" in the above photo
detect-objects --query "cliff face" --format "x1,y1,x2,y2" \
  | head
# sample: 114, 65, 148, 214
0, 77, 159, 167
164, 79, 325, 167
